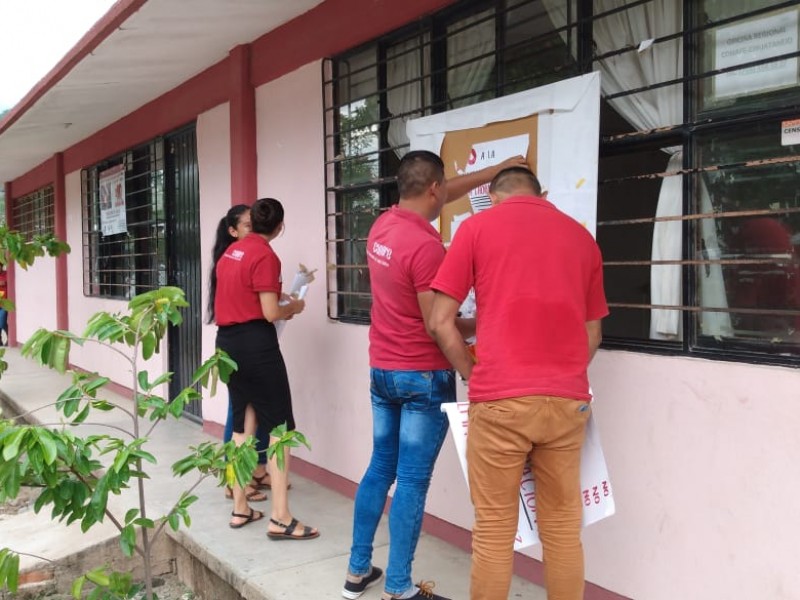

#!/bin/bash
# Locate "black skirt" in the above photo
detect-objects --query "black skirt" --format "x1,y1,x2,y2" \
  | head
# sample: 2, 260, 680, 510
216, 320, 295, 435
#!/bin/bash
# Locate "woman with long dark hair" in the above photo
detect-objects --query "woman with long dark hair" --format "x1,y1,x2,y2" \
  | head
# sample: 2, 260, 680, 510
207, 204, 275, 502
214, 197, 318, 539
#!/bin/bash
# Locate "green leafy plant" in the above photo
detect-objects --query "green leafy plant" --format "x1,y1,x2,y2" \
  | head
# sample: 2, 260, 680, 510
0, 286, 266, 599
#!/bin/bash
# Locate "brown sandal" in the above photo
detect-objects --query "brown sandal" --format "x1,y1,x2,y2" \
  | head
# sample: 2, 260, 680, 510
250, 472, 291, 490
224, 485, 267, 502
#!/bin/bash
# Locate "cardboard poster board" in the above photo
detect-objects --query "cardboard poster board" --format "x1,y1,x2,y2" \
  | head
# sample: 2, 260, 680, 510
439, 116, 538, 244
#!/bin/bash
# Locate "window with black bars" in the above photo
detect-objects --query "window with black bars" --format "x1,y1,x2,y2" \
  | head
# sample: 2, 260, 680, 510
81, 140, 166, 300
13, 186, 55, 240
324, 0, 800, 364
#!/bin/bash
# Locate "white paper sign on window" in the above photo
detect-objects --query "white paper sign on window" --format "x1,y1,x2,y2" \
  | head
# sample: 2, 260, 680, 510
714, 9, 799, 99
99, 164, 127, 237
782, 118, 800, 146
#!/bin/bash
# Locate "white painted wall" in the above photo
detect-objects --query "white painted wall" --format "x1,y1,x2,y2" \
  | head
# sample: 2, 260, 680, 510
252, 59, 800, 600
196, 102, 232, 426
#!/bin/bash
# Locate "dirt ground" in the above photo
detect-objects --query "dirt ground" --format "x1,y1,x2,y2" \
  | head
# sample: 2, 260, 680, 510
1, 488, 195, 600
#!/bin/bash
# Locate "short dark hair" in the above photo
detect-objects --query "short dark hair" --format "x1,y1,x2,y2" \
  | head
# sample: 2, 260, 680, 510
251, 197, 284, 236
489, 166, 542, 196
396, 150, 445, 198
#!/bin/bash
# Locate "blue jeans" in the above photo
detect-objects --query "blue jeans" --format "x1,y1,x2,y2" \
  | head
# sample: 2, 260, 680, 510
224, 396, 269, 465
349, 368, 455, 595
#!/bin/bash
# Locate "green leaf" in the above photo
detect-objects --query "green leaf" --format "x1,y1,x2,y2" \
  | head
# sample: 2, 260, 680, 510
7, 553, 19, 592
72, 402, 91, 424
2, 428, 26, 461
133, 517, 155, 528
137, 370, 151, 392
124, 508, 139, 524
71, 574, 86, 599
35, 430, 58, 465
141, 333, 157, 360
120, 525, 136, 557
84, 566, 110, 587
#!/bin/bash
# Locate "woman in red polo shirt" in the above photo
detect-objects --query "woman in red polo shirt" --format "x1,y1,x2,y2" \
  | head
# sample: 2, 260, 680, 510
214, 197, 318, 540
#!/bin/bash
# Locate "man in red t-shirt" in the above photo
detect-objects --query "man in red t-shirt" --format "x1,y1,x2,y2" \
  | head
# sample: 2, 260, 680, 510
344, 152, 525, 600
428, 167, 608, 600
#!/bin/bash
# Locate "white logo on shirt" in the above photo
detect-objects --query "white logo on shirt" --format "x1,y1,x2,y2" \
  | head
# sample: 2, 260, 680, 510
372, 241, 392, 260
225, 249, 245, 261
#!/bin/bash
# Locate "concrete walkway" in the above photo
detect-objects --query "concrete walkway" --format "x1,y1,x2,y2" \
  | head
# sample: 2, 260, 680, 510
0, 348, 546, 599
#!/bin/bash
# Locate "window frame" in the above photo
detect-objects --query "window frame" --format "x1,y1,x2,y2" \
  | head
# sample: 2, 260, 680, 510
81, 139, 166, 300
12, 185, 55, 241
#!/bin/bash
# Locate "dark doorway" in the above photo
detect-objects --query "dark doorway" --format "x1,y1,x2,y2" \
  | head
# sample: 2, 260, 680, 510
165, 124, 202, 421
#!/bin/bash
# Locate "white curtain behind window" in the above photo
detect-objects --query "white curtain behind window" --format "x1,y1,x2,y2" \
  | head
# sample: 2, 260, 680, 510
387, 38, 429, 156
447, 10, 496, 109
543, 0, 731, 339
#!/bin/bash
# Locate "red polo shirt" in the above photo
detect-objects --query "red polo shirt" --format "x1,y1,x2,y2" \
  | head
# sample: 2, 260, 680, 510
368, 206, 451, 370
214, 234, 282, 326
431, 195, 608, 401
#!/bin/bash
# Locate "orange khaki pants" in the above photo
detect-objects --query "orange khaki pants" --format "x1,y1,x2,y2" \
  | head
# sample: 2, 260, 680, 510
467, 395, 590, 600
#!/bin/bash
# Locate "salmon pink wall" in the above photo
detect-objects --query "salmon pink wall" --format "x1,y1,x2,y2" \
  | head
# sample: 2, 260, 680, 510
582, 350, 799, 600
196, 103, 232, 426
14, 251, 57, 341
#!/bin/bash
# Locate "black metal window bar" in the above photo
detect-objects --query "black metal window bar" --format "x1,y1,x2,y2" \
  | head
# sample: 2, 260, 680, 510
81, 139, 166, 300
13, 185, 55, 240
323, 0, 800, 365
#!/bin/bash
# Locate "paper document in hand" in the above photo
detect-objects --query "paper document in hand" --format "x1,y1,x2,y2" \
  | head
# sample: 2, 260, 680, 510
441, 400, 615, 550
275, 263, 316, 338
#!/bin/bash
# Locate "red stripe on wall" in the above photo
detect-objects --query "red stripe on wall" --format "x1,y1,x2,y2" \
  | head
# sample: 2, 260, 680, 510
11, 161, 54, 204
62, 59, 230, 178
250, 0, 458, 88
53, 154, 68, 331
229, 45, 257, 206
3, 182, 14, 347
11, 58, 229, 198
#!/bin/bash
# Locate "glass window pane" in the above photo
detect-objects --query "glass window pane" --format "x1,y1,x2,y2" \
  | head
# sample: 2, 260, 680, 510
387, 35, 430, 156
694, 119, 800, 349
593, 2, 684, 130
598, 145, 676, 341
698, 4, 799, 114
504, 0, 579, 94
447, 9, 497, 109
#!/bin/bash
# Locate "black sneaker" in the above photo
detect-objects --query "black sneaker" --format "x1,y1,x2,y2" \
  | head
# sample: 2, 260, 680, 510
343, 566, 384, 599
381, 581, 451, 600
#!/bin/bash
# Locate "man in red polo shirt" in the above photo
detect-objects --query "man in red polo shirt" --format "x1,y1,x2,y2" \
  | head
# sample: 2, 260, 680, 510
427, 167, 608, 600
343, 151, 526, 600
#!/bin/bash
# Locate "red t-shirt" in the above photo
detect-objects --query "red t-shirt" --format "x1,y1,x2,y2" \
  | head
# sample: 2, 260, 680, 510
431, 196, 608, 401
214, 234, 282, 326
368, 206, 452, 370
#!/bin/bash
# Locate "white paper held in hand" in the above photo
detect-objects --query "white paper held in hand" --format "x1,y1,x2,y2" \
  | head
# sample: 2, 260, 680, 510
275, 264, 316, 338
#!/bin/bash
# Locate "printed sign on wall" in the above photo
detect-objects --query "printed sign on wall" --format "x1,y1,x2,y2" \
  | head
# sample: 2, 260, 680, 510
99, 164, 127, 237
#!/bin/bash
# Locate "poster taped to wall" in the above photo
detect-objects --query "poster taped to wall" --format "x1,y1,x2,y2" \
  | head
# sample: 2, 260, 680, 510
442, 401, 615, 550
407, 71, 600, 244
99, 164, 127, 236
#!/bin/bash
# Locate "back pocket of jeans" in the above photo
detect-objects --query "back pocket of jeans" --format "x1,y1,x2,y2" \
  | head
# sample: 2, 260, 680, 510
391, 371, 433, 401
